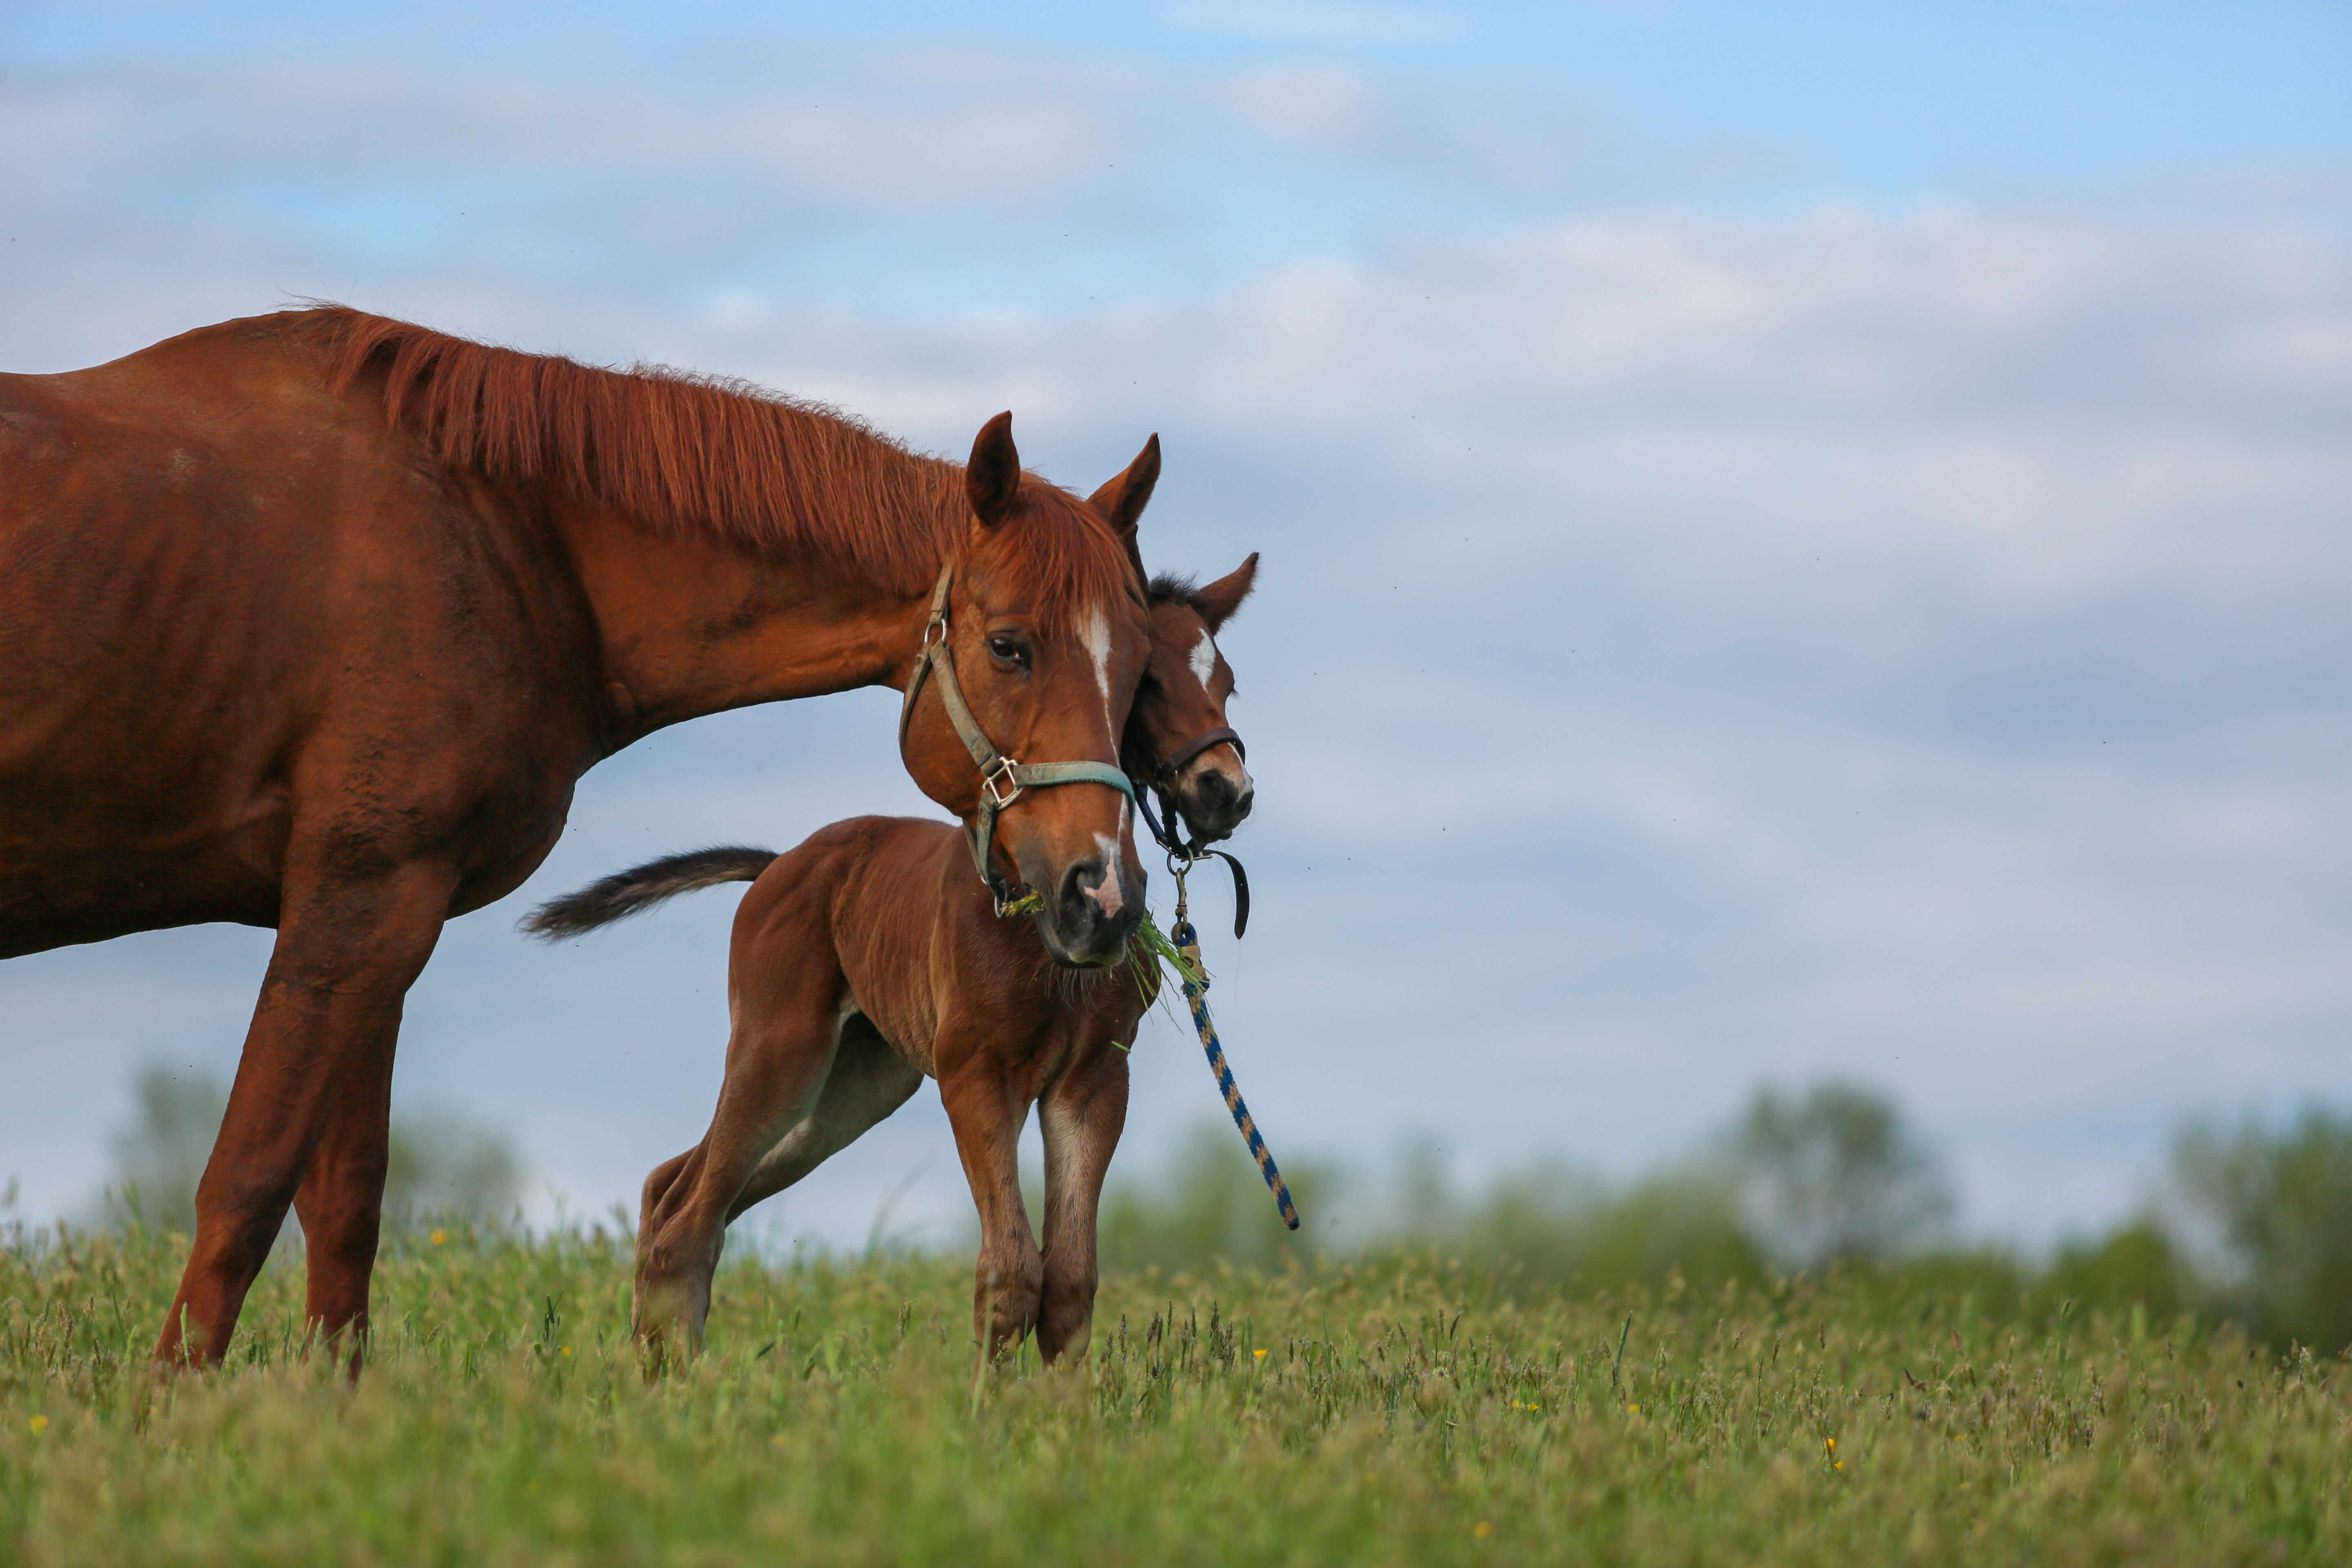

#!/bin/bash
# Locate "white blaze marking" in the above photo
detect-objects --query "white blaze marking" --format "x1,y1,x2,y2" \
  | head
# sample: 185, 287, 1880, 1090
1086, 832, 1125, 916
1082, 606, 1114, 731
1188, 628, 1218, 693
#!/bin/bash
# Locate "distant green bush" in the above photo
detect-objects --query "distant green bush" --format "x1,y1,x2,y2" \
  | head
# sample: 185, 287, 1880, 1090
1096, 1123, 1342, 1274
101, 1061, 523, 1234
2172, 1107, 2352, 1353
1096, 1081, 2265, 1335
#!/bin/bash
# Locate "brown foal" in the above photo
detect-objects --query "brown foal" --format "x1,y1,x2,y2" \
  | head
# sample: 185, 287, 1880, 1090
525, 559, 1258, 1362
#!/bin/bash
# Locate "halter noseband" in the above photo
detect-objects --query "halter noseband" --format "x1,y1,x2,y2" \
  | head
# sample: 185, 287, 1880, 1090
899, 564, 1137, 914
1155, 726, 1245, 778
1131, 725, 1252, 940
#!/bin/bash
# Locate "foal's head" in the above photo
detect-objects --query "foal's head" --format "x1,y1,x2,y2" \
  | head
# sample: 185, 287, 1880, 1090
900, 413, 1156, 967
1125, 557, 1258, 847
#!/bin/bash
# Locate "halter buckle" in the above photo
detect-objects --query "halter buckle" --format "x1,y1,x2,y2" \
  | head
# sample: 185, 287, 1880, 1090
981, 756, 1024, 810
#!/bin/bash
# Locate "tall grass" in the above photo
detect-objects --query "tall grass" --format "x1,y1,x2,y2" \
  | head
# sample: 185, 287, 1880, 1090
4, 1218, 2344, 1566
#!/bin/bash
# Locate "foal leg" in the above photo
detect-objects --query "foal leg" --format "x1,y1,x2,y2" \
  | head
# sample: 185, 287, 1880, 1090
638, 1021, 918, 1242
290, 1012, 399, 1374
1036, 1046, 1130, 1364
635, 989, 845, 1356
156, 860, 454, 1368
938, 1042, 1042, 1361
638, 1148, 694, 1237
726, 1016, 923, 1224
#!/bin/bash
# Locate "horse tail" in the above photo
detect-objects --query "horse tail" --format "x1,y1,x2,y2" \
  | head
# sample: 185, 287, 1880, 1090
519, 846, 780, 941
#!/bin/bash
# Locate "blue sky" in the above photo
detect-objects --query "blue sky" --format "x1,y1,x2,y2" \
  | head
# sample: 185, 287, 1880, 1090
3, 1, 2348, 1252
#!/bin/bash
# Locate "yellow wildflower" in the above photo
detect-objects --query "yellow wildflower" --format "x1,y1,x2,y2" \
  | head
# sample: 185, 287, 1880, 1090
1253, 1348, 1268, 1362
1472, 1521, 1493, 1539
429, 1229, 448, 1246
28, 1415, 47, 1435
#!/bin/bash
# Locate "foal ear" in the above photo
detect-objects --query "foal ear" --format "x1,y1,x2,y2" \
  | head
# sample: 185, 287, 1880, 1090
966, 412, 1021, 528
1194, 552, 1259, 631
1086, 433, 1161, 534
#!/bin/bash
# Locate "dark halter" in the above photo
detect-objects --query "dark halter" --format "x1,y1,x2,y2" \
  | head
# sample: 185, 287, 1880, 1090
1132, 726, 1252, 941
899, 564, 1136, 914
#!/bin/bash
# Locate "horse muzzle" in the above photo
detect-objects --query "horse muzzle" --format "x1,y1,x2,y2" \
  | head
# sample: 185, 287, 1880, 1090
1174, 754, 1254, 845
1032, 853, 1144, 968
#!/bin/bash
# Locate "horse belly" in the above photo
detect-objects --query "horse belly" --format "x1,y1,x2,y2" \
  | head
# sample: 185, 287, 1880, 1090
0, 379, 317, 948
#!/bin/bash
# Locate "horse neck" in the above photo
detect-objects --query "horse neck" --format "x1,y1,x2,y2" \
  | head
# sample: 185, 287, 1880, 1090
550, 503, 933, 738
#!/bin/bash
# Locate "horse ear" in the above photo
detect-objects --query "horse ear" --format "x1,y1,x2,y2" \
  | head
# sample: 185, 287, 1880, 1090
1194, 552, 1258, 631
1086, 433, 1160, 534
967, 412, 1020, 528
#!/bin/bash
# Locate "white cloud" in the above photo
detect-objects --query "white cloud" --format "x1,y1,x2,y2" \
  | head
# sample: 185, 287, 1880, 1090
1173, 2, 1437, 44
1216, 64, 1600, 194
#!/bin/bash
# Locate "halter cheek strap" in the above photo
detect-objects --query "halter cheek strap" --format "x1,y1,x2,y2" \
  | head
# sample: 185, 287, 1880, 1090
900, 564, 1136, 911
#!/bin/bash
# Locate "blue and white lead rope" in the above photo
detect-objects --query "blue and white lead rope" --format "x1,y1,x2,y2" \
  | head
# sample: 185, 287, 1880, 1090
1168, 913, 1300, 1231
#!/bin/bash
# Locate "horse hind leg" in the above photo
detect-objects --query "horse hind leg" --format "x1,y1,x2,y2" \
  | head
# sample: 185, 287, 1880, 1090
635, 984, 845, 1357
639, 1147, 698, 1241
724, 1011, 922, 1225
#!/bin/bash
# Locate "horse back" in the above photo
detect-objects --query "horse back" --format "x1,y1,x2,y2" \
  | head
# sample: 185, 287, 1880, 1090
0, 315, 603, 953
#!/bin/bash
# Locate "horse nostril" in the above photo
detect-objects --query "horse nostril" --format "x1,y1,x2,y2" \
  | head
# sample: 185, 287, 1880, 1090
1061, 858, 1123, 921
1196, 772, 1233, 810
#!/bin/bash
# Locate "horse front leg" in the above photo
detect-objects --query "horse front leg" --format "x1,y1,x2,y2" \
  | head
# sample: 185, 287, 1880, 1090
290, 1012, 399, 1376
938, 1048, 1042, 1361
155, 860, 455, 1369
1036, 1043, 1129, 1364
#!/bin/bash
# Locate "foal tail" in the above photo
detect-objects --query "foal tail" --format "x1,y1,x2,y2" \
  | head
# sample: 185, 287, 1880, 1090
519, 846, 779, 941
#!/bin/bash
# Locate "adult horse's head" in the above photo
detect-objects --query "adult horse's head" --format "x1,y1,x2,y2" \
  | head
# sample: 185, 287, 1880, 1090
1122, 556, 1258, 848
899, 413, 1155, 968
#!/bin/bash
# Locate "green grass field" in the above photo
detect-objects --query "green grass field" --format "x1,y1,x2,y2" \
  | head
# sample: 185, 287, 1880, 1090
3, 1222, 2345, 1566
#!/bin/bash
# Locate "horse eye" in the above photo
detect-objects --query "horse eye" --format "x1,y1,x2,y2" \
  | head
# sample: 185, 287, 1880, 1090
987, 635, 1027, 666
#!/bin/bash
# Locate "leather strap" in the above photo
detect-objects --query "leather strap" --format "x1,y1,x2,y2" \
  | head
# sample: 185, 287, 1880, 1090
1134, 788, 1251, 940
1157, 725, 1245, 776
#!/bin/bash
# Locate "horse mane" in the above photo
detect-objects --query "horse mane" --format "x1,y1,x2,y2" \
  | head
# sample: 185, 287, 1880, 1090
294, 305, 1133, 621
1147, 570, 1202, 609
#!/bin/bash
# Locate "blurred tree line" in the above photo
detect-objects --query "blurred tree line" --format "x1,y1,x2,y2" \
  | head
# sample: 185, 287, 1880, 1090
103, 1057, 2352, 1355
1098, 1082, 2352, 1357
102, 1061, 522, 1234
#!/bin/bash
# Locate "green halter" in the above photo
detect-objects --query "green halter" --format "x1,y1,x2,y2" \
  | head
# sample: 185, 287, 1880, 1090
898, 564, 1137, 913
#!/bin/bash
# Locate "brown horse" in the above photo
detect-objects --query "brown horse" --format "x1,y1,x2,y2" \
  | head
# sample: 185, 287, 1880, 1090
0, 307, 1158, 1368
522, 560, 1258, 1362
